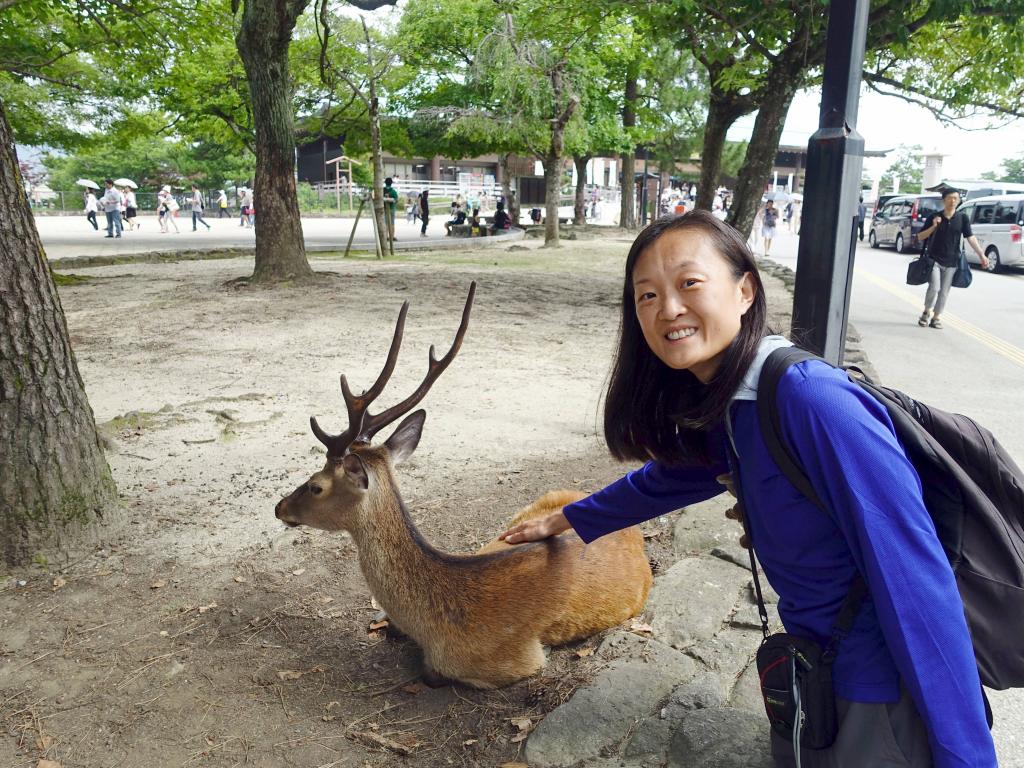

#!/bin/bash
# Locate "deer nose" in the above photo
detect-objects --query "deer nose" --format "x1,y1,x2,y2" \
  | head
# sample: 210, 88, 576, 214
308, 481, 324, 496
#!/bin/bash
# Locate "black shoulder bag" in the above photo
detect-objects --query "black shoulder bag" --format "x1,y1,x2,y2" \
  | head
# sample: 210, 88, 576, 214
906, 233, 933, 285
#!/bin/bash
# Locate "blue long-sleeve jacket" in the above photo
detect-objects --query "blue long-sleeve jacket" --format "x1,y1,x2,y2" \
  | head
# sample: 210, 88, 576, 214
564, 351, 996, 767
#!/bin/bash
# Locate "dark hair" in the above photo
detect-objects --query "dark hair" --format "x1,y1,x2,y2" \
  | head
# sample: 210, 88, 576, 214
941, 188, 959, 200
604, 210, 769, 465
385, 177, 393, 186
104, 178, 113, 185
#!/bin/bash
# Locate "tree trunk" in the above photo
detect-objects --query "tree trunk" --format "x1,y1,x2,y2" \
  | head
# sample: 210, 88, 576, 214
573, 154, 590, 226
368, 95, 390, 257
499, 153, 519, 226
0, 99, 118, 566
236, 0, 314, 282
692, 89, 741, 210
726, 84, 799, 239
543, 68, 576, 248
619, 65, 638, 229
542, 151, 563, 247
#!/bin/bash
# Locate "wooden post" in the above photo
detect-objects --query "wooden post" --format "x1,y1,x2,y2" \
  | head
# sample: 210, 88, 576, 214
348, 159, 354, 210
335, 161, 341, 213
344, 196, 366, 259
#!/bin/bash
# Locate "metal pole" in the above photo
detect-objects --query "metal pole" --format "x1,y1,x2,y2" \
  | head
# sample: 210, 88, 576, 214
791, 0, 869, 365
335, 162, 341, 213
348, 160, 354, 210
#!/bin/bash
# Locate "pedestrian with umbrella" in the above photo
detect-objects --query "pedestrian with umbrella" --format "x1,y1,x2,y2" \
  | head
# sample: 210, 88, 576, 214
115, 179, 139, 231
77, 179, 100, 230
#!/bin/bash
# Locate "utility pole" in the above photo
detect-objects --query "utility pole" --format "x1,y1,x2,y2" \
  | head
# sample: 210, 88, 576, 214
791, 0, 870, 365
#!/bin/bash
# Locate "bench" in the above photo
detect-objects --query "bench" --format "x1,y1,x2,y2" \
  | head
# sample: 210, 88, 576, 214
448, 223, 489, 238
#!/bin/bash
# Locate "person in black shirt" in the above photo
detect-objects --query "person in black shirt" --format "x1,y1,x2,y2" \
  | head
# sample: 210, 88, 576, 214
489, 202, 511, 234
444, 205, 467, 236
916, 189, 988, 329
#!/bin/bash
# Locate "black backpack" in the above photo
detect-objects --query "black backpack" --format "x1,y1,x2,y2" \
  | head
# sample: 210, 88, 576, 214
758, 346, 1024, 691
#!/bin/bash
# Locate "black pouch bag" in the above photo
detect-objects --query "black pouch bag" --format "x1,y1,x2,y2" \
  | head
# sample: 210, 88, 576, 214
753, 577, 865, 751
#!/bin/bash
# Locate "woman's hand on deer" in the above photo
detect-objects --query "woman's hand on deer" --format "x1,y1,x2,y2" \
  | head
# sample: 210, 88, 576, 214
499, 511, 571, 544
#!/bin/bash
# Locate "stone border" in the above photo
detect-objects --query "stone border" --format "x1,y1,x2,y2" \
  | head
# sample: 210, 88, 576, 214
47, 227, 525, 271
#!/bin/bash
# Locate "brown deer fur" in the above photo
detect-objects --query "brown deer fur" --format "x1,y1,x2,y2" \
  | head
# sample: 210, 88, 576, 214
275, 413, 652, 689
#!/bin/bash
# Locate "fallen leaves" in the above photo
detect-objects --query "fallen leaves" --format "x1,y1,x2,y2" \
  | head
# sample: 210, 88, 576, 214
276, 665, 325, 681
290, 568, 305, 576
149, 579, 167, 589
197, 602, 217, 614
574, 647, 594, 658
349, 730, 421, 756
510, 716, 533, 743
51, 577, 66, 591
628, 618, 654, 635
368, 619, 389, 631
233, 576, 247, 583
37, 760, 62, 768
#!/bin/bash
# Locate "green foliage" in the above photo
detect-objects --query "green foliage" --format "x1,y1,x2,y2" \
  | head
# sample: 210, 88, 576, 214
42, 113, 253, 192
983, 154, 1024, 184
880, 145, 924, 194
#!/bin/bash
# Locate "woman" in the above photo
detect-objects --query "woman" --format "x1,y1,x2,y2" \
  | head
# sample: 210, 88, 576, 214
500, 211, 995, 767
123, 186, 138, 231
84, 190, 99, 230
418, 189, 430, 237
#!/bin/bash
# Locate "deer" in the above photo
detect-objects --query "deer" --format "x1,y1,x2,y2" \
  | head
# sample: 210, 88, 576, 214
274, 283, 653, 689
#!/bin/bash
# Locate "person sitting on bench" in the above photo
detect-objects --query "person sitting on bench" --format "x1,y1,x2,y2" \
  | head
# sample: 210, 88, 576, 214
469, 208, 483, 236
445, 206, 467, 235
489, 202, 511, 234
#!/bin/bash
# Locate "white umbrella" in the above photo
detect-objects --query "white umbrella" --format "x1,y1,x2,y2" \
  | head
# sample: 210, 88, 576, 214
114, 178, 138, 188
76, 178, 100, 190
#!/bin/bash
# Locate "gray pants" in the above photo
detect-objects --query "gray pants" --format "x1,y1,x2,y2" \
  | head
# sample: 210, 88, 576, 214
923, 264, 956, 316
771, 687, 932, 767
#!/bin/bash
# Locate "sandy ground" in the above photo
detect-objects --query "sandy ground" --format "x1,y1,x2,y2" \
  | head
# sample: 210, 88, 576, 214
0, 232, 790, 768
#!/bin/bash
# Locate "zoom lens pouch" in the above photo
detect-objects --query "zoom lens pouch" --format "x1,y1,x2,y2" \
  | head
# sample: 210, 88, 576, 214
756, 633, 838, 750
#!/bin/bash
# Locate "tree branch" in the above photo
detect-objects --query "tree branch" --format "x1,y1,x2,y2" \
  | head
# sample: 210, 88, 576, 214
345, 0, 396, 9
863, 71, 1024, 122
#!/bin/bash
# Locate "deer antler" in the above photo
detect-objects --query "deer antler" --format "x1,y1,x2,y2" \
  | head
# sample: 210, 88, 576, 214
310, 282, 477, 457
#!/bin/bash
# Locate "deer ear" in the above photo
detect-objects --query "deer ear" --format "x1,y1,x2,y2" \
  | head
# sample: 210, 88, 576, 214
384, 410, 425, 465
342, 453, 369, 489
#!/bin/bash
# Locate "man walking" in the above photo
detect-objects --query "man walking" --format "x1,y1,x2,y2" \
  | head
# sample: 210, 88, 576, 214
191, 185, 211, 231
101, 179, 123, 238
857, 196, 866, 241
917, 188, 988, 329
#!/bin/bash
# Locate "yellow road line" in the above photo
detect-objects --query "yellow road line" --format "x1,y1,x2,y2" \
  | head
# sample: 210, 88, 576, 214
855, 268, 1024, 368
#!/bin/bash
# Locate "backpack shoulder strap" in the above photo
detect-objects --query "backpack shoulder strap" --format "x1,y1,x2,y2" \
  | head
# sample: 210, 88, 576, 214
757, 347, 828, 512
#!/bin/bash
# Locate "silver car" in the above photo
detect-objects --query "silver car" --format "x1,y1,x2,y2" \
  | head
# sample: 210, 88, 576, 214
957, 194, 1024, 272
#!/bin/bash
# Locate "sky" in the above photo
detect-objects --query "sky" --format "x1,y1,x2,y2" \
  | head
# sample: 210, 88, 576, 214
728, 87, 1024, 182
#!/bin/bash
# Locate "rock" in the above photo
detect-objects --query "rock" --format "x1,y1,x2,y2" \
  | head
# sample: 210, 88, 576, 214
665, 677, 728, 713
710, 543, 749, 569
729, 604, 766, 631
672, 494, 738, 557
668, 707, 774, 768
525, 636, 696, 768
746, 577, 780, 606
727, 661, 764, 715
645, 556, 750, 650
623, 716, 674, 763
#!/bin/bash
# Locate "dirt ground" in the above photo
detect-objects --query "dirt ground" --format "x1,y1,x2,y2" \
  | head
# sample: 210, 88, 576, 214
0, 231, 788, 768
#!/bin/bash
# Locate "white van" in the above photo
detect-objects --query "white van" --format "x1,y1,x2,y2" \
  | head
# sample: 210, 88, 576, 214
956, 194, 1024, 272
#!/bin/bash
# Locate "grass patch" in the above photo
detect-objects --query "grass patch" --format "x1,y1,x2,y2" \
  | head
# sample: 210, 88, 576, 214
51, 272, 93, 285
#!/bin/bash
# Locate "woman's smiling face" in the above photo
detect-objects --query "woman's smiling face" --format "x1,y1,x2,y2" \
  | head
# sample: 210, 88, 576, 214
632, 228, 755, 384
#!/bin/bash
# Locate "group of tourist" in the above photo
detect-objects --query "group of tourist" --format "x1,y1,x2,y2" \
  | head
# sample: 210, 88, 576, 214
83, 184, 250, 236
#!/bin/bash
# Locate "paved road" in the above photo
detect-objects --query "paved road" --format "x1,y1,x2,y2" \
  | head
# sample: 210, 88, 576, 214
766, 227, 1024, 767
36, 213, 485, 260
